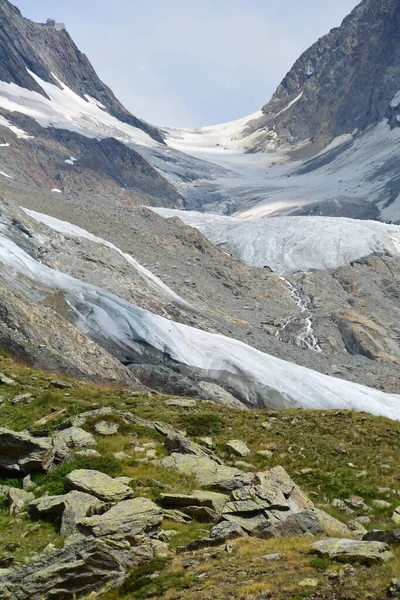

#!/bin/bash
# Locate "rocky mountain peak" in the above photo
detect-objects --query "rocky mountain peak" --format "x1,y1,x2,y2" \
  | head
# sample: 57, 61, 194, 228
0, 0, 163, 143
248, 0, 400, 154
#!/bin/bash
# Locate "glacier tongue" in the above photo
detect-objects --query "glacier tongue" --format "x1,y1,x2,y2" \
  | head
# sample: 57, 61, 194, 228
0, 227, 399, 419
151, 208, 400, 274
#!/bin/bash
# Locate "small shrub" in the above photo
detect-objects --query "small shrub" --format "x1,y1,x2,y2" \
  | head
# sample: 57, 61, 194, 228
122, 557, 193, 598
308, 556, 332, 570
179, 413, 226, 436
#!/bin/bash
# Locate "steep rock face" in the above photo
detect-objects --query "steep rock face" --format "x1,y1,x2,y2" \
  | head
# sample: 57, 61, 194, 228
0, 115, 181, 207
250, 0, 400, 151
0, 0, 163, 143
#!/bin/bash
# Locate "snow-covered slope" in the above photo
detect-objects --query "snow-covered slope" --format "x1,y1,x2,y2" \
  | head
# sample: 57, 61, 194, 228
152, 208, 400, 274
0, 72, 159, 148
0, 217, 399, 419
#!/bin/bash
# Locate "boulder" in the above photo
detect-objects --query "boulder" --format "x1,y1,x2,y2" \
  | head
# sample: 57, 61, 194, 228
312, 539, 394, 564
0, 428, 52, 473
392, 506, 400, 526
262, 509, 325, 538
53, 427, 96, 451
164, 431, 221, 462
208, 467, 350, 541
11, 393, 32, 405
0, 536, 153, 600
78, 498, 163, 541
160, 454, 252, 491
226, 440, 251, 457
94, 421, 119, 436
159, 491, 227, 514
28, 491, 106, 537
363, 529, 400, 546
64, 470, 133, 502
313, 508, 352, 538
75, 449, 101, 458
7, 488, 35, 515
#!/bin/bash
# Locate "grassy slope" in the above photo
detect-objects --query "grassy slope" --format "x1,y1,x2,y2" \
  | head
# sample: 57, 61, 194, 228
0, 352, 399, 599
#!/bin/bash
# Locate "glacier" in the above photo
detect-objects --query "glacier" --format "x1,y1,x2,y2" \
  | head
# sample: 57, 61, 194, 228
0, 219, 399, 419
151, 208, 400, 274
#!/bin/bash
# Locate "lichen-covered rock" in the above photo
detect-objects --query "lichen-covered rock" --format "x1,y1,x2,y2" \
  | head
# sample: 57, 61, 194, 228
64, 470, 133, 502
53, 427, 96, 451
159, 491, 227, 514
312, 539, 394, 564
28, 491, 106, 537
0, 428, 52, 473
0, 536, 153, 600
392, 506, 400, 526
313, 508, 352, 538
78, 498, 163, 541
263, 509, 325, 539
226, 440, 251, 457
209, 467, 349, 541
7, 488, 35, 515
94, 421, 119, 436
160, 454, 252, 491
164, 431, 221, 462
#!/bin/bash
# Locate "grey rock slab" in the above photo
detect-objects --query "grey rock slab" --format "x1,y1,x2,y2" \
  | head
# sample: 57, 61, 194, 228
313, 508, 352, 538
220, 512, 271, 536
312, 539, 394, 564
392, 506, 400, 525
75, 449, 102, 458
94, 420, 119, 436
159, 490, 227, 513
178, 505, 216, 523
262, 509, 325, 539
53, 427, 96, 450
0, 428, 52, 473
210, 519, 247, 541
226, 440, 251, 457
254, 467, 295, 497
363, 529, 400, 546
0, 536, 153, 600
28, 490, 106, 537
11, 393, 32, 405
0, 374, 16, 386
164, 431, 221, 463
160, 454, 252, 492
64, 469, 133, 502
7, 488, 34, 515
163, 509, 193, 523
78, 497, 163, 541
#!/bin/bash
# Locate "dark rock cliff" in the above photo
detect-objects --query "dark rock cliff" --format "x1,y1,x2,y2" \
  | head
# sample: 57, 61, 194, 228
249, 0, 400, 152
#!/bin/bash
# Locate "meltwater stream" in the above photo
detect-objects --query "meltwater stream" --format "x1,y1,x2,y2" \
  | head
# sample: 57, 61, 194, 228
276, 277, 322, 353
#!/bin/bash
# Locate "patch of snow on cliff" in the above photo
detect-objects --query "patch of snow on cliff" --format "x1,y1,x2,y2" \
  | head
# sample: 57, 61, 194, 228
0, 72, 158, 148
0, 115, 33, 139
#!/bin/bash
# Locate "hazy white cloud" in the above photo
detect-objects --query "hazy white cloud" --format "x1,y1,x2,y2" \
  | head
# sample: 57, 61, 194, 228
13, 0, 358, 127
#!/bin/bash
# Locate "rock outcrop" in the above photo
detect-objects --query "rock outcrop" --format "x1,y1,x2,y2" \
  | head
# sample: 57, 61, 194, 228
311, 538, 394, 564
247, 0, 400, 153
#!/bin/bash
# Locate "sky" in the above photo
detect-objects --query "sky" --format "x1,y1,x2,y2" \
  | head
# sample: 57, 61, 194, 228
13, 0, 358, 128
